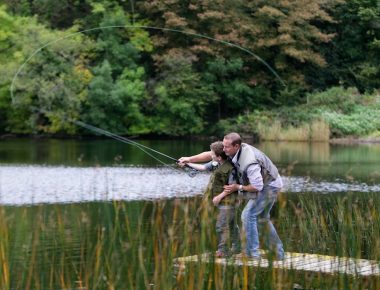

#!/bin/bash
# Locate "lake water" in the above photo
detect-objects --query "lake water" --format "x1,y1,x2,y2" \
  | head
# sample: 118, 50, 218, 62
1, 139, 379, 205
0, 139, 379, 289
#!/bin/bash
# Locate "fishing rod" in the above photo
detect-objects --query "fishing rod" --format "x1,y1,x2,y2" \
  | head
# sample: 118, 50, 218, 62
71, 119, 199, 177
10, 24, 286, 177
29, 107, 198, 177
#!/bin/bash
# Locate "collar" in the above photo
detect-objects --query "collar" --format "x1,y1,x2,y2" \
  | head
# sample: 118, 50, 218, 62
231, 148, 241, 165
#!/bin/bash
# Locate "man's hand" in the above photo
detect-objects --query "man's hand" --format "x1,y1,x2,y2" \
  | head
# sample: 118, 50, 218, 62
223, 184, 239, 193
178, 157, 191, 164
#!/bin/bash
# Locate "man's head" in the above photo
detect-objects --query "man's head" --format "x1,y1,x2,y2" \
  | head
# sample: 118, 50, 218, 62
210, 141, 228, 161
223, 132, 241, 157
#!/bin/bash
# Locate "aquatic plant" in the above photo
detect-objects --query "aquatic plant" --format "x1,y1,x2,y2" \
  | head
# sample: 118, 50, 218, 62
0, 190, 379, 289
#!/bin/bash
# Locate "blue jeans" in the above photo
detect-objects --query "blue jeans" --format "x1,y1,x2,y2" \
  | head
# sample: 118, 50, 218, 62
241, 186, 284, 258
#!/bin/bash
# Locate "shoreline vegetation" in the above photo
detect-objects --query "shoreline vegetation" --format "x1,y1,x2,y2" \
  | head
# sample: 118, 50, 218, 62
1, 2, 379, 142
1, 2, 379, 144
1, 87, 379, 144
2, 133, 379, 145
216, 87, 380, 143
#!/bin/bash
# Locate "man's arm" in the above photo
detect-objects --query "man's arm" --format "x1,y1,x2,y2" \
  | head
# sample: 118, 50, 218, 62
223, 164, 262, 193
178, 151, 213, 164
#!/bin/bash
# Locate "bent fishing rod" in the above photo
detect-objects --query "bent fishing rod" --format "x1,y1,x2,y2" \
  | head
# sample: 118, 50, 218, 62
10, 24, 286, 176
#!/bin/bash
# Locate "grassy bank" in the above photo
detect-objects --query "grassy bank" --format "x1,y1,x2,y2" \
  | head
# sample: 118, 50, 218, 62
0, 191, 379, 289
215, 87, 380, 142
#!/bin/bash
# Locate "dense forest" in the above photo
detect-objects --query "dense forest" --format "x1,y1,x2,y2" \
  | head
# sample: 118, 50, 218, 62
0, 0, 379, 139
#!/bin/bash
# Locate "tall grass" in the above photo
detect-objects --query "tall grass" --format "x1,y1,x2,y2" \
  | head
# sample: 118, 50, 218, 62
257, 119, 330, 142
0, 191, 379, 289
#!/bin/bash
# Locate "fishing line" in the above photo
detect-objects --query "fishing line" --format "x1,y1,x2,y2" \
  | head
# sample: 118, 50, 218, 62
10, 24, 286, 176
33, 107, 194, 174
73, 119, 199, 177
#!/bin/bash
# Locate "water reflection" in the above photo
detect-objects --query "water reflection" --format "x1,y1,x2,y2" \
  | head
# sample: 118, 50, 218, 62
1, 165, 379, 206
261, 141, 380, 183
0, 139, 379, 205
1, 139, 379, 184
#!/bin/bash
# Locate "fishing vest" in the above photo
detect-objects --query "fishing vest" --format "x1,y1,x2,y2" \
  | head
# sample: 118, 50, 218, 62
235, 143, 279, 186
205, 160, 238, 205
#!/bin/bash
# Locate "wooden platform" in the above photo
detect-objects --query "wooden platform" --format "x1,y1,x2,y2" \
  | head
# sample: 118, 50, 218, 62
174, 251, 380, 277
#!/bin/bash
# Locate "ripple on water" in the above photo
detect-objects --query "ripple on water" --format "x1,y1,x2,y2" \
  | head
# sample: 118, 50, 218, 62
0, 165, 379, 205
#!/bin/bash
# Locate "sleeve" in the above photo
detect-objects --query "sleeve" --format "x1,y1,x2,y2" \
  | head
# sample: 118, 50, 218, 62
246, 164, 264, 191
203, 161, 214, 172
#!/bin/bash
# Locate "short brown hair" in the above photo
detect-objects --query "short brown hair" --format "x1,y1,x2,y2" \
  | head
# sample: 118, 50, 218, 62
224, 132, 241, 146
210, 141, 228, 160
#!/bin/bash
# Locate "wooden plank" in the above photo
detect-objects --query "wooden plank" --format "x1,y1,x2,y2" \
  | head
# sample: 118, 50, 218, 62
173, 251, 380, 277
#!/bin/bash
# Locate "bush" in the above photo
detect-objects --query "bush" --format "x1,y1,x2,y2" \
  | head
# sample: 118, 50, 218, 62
322, 106, 380, 137
214, 88, 379, 140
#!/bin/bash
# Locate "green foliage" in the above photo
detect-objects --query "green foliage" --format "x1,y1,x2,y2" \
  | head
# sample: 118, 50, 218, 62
214, 87, 380, 140
112, 67, 149, 134
325, 0, 380, 92
92, 6, 152, 75
309, 87, 380, 137
147, 56, 214, 136
306, 87, 361, 114
0, 7, 94, 134
322, 105, 380, 137
83, 60, 115, 131
0, 1, 379, 138
2, 0, 90, 28
203, 58, 268, 118
81, 5, 153, 135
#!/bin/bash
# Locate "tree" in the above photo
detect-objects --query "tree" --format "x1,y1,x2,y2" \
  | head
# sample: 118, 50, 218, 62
146, 54, 214, 136
81, 3, 153, 135
2, 0, 91, 28
203, 57, 271, 119
83, 61, 150, 135
0, 6, 93, 134
137, 0, 342, 108
325, 0, 380, 92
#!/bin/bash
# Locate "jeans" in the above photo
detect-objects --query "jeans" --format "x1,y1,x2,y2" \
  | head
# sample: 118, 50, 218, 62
241, 186, 284, 258
216, 205, 240, 254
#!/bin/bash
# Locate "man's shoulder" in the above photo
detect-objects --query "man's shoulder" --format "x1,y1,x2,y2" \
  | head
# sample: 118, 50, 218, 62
242, 143, 258, 151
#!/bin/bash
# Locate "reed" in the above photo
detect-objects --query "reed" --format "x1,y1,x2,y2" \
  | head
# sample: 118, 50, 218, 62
0, 190, 379, 289
257, 119, 330, 142
310, 119, 330, 141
